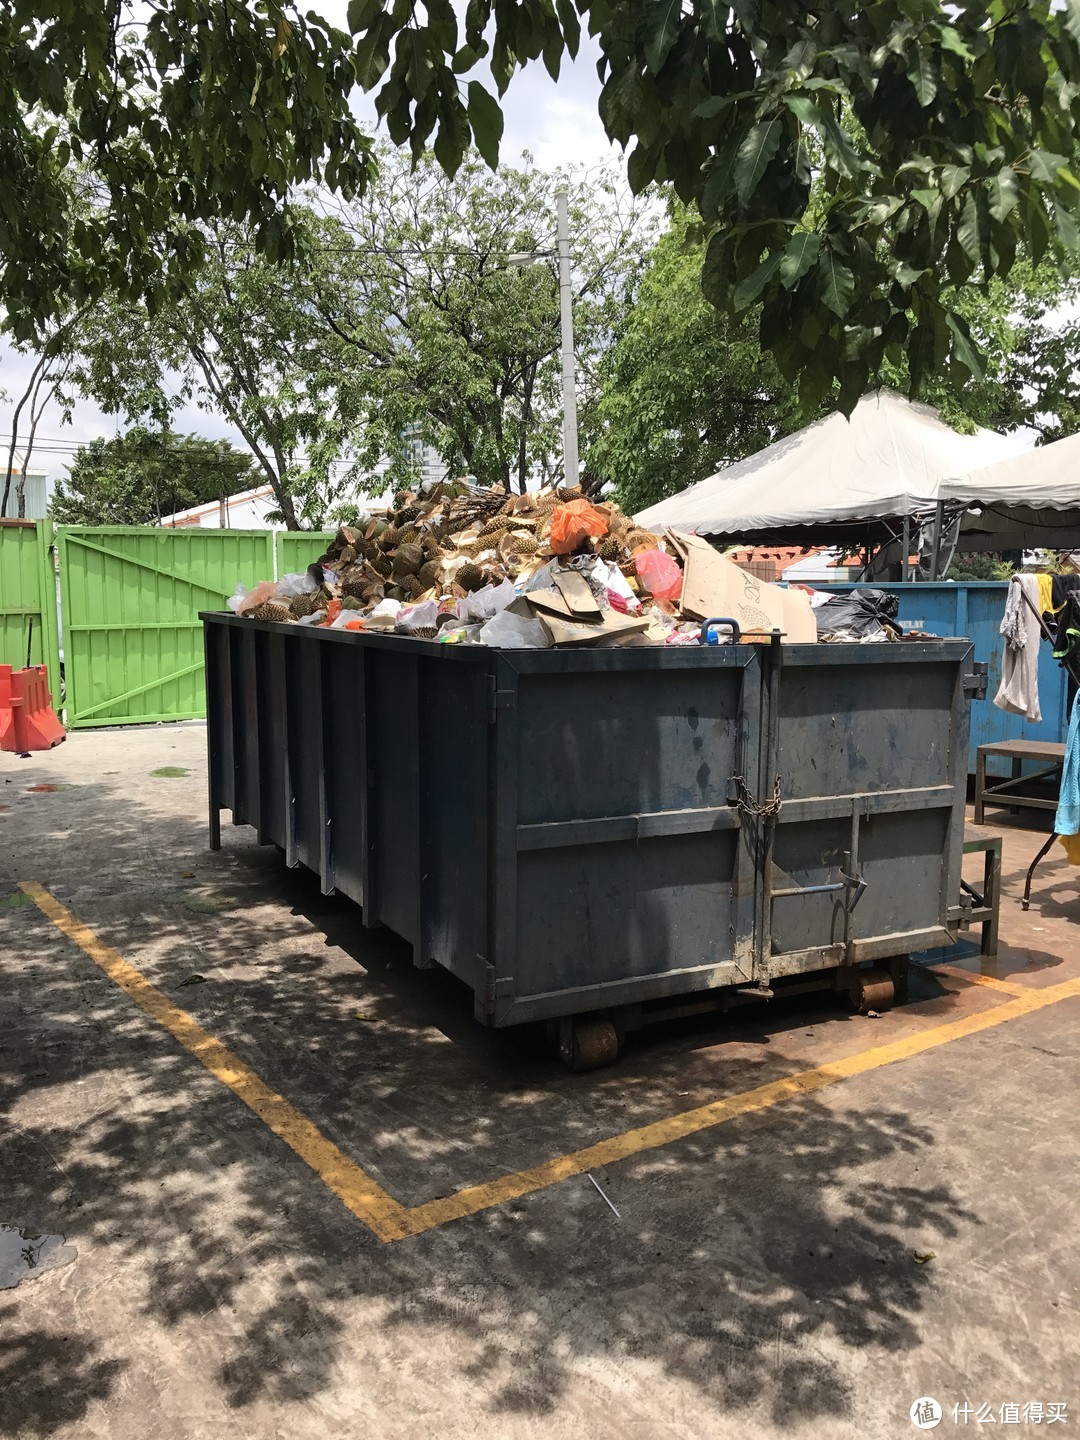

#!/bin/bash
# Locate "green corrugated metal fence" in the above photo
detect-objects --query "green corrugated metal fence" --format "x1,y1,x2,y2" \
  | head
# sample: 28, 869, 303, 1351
275, 530, 334, 576
56, 526, 275, 727
0, 520, 62, 700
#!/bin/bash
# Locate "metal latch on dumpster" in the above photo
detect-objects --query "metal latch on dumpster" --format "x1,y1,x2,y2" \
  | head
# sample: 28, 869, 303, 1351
963, 662, 988, 700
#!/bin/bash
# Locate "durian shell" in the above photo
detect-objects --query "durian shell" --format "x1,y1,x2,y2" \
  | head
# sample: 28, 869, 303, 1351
456, 563, 485, 592
250, 601, 290, 623
289, 592, 319, 619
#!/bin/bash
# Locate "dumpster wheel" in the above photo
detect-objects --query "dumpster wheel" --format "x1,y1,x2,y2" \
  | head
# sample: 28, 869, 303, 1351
848, 965, 895, 1015
563, 1018, 620, 1072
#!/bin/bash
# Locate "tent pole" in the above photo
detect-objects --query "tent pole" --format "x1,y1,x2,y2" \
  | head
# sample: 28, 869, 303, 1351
902, 515, 911, 583
929, 500, 945, 581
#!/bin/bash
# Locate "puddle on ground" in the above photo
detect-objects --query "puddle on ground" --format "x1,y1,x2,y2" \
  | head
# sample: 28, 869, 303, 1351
0, 892, 34, 908
151, 766, 189, 778
26, 783, 72, 793
0, 1226, 77, 1290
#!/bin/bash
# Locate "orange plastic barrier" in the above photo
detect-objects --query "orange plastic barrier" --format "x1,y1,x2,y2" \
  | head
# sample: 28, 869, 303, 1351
0, 664, 65, 753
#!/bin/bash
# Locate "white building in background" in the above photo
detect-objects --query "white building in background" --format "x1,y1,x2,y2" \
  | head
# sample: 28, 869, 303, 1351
1, 470, 48, 520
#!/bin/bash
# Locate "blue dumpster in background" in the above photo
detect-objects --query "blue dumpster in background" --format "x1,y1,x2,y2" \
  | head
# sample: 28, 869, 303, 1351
816, 583, 1069, 773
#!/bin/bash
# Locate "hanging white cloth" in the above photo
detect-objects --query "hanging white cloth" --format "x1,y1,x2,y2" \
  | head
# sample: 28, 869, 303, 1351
994, 574, 1042, 723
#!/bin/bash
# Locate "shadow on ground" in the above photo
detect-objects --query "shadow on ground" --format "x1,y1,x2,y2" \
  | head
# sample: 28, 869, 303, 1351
1, 759, 985, 1434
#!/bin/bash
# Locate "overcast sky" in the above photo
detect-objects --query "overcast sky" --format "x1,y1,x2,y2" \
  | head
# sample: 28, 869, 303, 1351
0, 17, 617, 487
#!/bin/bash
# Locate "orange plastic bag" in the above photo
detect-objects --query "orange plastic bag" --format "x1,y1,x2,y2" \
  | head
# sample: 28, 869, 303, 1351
549, 498, 609, 555
635, 548, 683, 601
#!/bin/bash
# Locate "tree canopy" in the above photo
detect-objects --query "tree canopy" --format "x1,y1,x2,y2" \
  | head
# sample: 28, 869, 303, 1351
591, 203, 1077, 514
50, 429, 258, 525
52, 151, 652, 525
9, 2, 1080, 413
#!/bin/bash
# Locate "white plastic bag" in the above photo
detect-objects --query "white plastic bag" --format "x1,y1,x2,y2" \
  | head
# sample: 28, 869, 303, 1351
397, 600, 439, 633
479, 609, 552, 649
275, 571, 318, 599
364, 598, 402, 630
227, 584, 250, 614
457, 578, 516, 623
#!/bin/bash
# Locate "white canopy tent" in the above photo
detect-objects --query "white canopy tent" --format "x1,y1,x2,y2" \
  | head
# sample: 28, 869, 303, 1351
942, 432, 1080, 552
633, 389, 1028, 551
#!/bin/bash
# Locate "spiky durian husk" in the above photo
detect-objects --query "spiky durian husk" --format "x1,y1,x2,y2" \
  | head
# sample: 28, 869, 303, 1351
456, 562, 485, 592
250, 601, 290, 623
369, 551, 393, 577
596, 535, 622, 562
289, 592, 319, 619
556, 485, 582, 502
407, 626, 439, 639
479, 514, 517, 537
503, 534, 539, 556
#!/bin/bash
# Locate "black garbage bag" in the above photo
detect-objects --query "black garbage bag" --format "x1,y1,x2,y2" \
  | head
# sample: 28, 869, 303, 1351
814, 588, 902, 640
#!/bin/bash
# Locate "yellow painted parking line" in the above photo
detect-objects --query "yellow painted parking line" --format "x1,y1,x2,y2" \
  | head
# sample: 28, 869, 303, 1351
19, 881, 415, 1242
927, 964, 1030, 997
20, 881, 1080, 1244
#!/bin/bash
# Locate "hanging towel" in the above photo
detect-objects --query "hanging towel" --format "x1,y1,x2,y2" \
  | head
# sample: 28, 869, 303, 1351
1037, 572, 1054, 620
1054, 696, 1080, 866
994, 574, 1042, 723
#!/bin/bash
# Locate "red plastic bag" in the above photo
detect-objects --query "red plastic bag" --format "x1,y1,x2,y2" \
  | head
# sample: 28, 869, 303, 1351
549, 498, 609, 555
635, 548, 683, 601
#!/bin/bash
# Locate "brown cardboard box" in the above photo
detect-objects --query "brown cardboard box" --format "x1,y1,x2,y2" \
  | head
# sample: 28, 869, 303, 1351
666, 530, 816, 642
508, 590, 649, 647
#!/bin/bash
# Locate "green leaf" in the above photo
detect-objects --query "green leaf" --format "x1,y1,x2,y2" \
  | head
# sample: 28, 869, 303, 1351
347, 0, 382, 32
779, 231, 820, 287
1030, 150, 1068, 184
701, 132, 741, 219
819, 250, 854, 318
1054, 200, 1080, 252
939, 164, 970, 200
784, 39, 816, 81
957, 192, 986, 265
945, 311, 984, 379
939, 28, 975, 62
910, 51, 938, 106
733, 250, 783, 308
988, 167, 1019, 221
467, 80, 503, 168
644, 0, 682, 72
734, 118, 782, 202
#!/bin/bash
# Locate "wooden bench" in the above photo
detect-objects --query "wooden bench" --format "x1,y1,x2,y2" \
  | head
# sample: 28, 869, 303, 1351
974, 739, 1065, 825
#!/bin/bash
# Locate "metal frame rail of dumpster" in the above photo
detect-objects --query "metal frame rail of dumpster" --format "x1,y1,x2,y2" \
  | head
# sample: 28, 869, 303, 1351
203, 612, 979, 1064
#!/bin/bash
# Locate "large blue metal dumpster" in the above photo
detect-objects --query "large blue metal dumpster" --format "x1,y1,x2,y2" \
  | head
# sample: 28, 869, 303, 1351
817, 582, 1068, 771
203, 612, 978, 1060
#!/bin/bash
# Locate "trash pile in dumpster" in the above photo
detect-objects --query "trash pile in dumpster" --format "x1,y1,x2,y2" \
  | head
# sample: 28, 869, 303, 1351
228, 481, 897, 647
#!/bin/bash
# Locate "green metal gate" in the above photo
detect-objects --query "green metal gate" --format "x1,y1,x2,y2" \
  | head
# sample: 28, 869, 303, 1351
56, 527, 274, 727
275, 529, 334, 575
0, 520, 62, 699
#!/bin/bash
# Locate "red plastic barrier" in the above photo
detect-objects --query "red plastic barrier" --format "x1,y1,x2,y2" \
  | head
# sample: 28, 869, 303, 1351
0, 664, 65, 752
0, 666, 14, 752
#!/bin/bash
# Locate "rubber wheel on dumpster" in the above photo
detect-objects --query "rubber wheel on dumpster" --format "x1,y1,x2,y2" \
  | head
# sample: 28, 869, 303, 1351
563, 1019, 620, 1072
848, 965, 895, 1015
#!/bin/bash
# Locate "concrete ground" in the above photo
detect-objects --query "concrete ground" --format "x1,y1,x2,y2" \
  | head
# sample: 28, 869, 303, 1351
1, 724, 1078, 1440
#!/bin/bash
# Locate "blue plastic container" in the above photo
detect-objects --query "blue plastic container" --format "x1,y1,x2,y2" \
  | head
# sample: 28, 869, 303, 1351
815, 582, 1068, 773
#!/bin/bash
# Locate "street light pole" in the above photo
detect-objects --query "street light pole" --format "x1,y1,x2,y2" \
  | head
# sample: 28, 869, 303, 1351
555, 185, 579, 487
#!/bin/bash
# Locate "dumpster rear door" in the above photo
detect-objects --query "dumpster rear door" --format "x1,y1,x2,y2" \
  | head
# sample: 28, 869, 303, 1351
765, 642, 971, 978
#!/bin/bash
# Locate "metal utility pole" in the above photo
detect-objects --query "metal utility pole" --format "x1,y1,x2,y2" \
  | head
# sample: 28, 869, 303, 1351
555, 185, 579, 487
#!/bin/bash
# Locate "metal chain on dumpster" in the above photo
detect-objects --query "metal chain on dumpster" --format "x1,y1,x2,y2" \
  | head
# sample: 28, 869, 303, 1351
731, 773, 783, 819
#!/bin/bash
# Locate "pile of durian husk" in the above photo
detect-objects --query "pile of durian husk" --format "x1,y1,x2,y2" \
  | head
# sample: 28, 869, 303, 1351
250, 480, 665, 625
